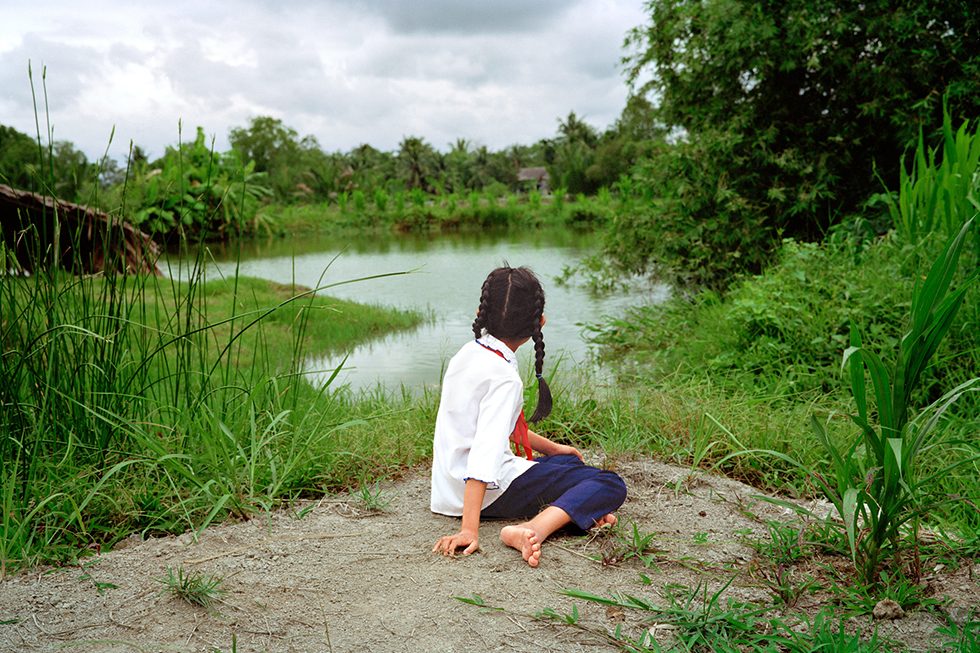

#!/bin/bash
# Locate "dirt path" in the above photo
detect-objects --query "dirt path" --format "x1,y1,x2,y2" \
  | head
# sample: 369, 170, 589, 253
1, 457, 976, 652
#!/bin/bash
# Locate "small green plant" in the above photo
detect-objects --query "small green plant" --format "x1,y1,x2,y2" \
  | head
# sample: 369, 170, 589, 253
936, 611, 980, 653
830, 570, 942, 615
776, 610, 888, 652
692, 531, 709, 545
453, 594, 503, 612
562, 577, 773, 651
356, 481, 390, 512
602, 521, 661, 567
673, 413, 725, 482
158, 566, 225, 607
209, 633, 239, 653
293, 505, 315, 520
537, 603, 580, 625
749, 560, 815, 608
747, 520, 808, 565
78, 563, 119, 594
804, 518, 851, 557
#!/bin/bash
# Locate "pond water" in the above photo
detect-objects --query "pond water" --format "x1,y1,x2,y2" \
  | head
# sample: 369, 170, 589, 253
169, 228, 668, 394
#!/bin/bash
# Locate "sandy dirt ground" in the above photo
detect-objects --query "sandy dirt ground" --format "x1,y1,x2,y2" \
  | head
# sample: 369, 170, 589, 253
1, 456, 976, 652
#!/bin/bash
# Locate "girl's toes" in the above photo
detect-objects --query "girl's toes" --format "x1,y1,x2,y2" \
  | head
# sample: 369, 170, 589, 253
527, 546, 541, 567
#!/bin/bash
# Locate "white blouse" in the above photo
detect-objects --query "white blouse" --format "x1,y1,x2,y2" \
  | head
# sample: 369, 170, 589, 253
430, 334, 537, 516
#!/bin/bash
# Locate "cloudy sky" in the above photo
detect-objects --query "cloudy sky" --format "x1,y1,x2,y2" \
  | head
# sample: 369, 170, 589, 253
1, 0, 646, 163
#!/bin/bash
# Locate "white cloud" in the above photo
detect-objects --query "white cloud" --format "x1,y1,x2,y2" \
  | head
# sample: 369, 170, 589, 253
0, 0, 647, 162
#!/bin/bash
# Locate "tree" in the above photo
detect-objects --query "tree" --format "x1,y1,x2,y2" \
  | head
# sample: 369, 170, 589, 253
0, 124, 96, 200
442, 138, 473, 193
0, 124, 39, 190
229, 116, 326, 200
557, 112, 598, 148
616, 0, 980, 285
396, 136, 441, 192
127, 127, 271, 238
548, 112, 602, 195
343, 144, 395, 193
586, 96, 662, 190
229, 116, 299, 172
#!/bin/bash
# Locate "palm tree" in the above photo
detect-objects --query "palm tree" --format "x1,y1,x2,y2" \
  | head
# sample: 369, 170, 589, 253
444, 139, 473, 193
397, 136, 440, 191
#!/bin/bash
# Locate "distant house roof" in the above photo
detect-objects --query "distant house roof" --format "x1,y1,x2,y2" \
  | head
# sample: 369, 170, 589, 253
517, 167, 549, 182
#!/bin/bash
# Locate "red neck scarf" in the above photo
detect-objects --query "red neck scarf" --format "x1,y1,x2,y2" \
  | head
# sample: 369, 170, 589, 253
476, 341, 534, 461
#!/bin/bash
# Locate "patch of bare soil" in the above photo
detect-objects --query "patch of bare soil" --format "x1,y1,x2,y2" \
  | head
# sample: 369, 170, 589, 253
1, 457, 976, 652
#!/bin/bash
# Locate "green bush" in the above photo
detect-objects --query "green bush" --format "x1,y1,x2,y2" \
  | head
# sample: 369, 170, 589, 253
602, 128, 776, 289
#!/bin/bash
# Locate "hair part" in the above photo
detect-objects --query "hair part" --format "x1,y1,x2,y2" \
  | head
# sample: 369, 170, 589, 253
472, 266, 552, 422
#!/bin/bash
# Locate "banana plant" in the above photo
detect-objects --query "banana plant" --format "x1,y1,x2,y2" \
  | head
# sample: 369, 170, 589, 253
812, 218, 978, 583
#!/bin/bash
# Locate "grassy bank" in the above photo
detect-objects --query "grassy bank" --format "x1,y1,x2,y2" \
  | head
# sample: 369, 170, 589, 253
257, 189, 617, 236
0, 259, 427, 573
581, 232, 979, 527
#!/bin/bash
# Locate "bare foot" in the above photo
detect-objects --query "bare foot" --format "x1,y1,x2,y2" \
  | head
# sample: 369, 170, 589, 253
499, 525, 542, 568
594, 513, 618, 529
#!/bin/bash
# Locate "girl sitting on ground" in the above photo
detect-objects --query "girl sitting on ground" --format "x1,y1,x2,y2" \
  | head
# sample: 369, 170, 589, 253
430, 266, 627, 567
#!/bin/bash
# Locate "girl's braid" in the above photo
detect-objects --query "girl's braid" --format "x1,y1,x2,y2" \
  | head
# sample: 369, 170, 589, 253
531, 283, 546, 377
528, 283, 552, 423
471, 273, 493, 339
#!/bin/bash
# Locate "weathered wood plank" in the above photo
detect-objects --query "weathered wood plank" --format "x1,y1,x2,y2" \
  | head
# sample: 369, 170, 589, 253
0, 184, 160, 275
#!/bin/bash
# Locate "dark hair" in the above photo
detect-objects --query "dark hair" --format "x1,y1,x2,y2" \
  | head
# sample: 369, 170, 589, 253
471, 266, 552, 422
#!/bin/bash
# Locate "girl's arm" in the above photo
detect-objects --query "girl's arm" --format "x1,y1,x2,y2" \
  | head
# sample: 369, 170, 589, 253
433, 478, 487, 555
527, 429, 583, 460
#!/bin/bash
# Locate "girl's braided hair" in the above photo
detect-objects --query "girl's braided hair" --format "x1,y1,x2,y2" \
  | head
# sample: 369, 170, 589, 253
471, 266, 552, 422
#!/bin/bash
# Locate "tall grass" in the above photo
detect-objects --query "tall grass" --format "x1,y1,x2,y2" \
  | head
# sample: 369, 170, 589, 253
1, 214, 429, 572
883, 100, 980, 256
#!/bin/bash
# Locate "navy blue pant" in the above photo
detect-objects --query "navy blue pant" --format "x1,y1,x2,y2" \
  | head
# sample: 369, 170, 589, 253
482, 455, 627, 532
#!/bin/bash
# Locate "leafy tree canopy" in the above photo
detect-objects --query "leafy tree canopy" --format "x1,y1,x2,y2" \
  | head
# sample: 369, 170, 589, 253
612, 0, 980, 286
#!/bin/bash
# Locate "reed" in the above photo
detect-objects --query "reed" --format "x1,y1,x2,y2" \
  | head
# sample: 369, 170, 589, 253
1, 235, 427, 569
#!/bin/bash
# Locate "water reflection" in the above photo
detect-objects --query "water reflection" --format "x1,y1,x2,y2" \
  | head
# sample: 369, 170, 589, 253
178, 228, 668, 393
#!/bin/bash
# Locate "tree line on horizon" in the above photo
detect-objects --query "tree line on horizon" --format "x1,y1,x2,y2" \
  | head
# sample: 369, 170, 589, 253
0, 101, 654, 203
2, 0, 978, 287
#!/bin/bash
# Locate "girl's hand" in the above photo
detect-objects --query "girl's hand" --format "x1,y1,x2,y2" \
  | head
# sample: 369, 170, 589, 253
432, 529, 479, 556
554, 444, 584, 461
